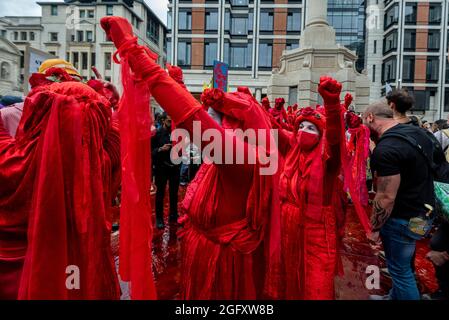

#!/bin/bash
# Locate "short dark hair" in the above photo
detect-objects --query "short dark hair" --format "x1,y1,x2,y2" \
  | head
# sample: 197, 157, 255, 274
435, 119, 449, 130
386, 89, 415, 114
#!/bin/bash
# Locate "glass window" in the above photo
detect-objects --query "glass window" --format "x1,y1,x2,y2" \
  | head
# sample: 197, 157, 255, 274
205, 10, 218, 31
404, 30, 416, 51
147, 18, 159, 43
167, 39, 172, 64
384, 4, 398, 29
426, 57, 439, 82
106, 5, 113, 16
204, 41, 217, 67
382, 57, 397, 83
287, 10, 301, 32
20, 32, 27, 41
91, 52, 96, 66
402, 56, 415, 81
104, 52, 111, 70
86, 31, 93, 42
286, 41, 299, 51
289, 86, 297, 106
177, 41, 191, 66
232, 17, 248, 35
179, 10, 192, 30
30, 32, 35, 41
51, 5, 58, 16
77, 30, 84, 42
88, 10, 95, 18
383, 31, 397, 53
429, 4, 442, 24
73, 52, 79, 69
404, 3, 417, 24
50, 32, 58, 42
260, 10, 274, 32
13, 32, 18, 41
258, 42, 272, 68
80, 10, 85, 18
82, 52, 88, 70
224, 42, 252, 69
428, 31, 440, 51
231, 0, 248, 5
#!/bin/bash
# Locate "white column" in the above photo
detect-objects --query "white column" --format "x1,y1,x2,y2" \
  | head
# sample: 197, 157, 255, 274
305, 0, 329, 27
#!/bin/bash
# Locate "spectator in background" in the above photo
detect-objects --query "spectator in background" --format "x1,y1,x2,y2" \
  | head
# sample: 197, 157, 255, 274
386, 89, 417, 126
434, 120, 449, 156
151, 113, 180, 229
0, 102, 24, 138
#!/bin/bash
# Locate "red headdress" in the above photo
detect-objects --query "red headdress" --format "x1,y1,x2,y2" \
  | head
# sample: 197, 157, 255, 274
261, 97, 271, 111
166, 63, 186, 88
274, 97, 285, 110
294, 106, 326, 134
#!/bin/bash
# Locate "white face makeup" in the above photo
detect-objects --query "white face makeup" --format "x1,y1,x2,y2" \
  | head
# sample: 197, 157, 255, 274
208, 107, 222, 126
298, 120, 319, 135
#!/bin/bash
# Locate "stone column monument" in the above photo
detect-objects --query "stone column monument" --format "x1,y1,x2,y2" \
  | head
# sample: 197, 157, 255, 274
267, 0, 370, 112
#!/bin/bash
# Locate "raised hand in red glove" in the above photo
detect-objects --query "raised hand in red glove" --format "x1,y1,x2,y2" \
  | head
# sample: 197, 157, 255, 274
344, 93, 353, 110
318, 76, 342, 106
100, 16, 136, 49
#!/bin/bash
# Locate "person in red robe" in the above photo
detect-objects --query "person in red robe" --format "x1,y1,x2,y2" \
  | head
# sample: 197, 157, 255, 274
100, 16, 281, 300
261, 97, 271, 112
0, 66, 123, 299
269, 98, 288, 126
277, 77, 347, 300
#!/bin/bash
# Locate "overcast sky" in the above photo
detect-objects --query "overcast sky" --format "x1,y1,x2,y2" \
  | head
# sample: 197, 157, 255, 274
0, 0, 169, 24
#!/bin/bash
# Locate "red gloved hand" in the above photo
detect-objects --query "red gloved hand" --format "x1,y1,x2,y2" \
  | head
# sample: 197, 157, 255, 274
344, 93, 353, 110
318, 76, 342, 106
100, 16, 136, 49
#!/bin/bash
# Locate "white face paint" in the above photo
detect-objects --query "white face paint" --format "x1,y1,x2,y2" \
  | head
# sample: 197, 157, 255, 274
298, 120, 319, 135
208, 107, 222, 126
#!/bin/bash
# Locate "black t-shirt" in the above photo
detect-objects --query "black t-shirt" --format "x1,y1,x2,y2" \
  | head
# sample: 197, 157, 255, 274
371, 124, 435, 220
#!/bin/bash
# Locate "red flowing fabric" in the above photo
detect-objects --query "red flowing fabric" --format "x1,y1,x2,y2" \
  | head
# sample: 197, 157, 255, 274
1, 80, 121, 299
113, 46, 157, 300
343, 124, 372, 234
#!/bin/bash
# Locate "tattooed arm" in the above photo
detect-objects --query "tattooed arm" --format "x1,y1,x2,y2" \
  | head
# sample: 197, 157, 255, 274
371, 174, 401, 231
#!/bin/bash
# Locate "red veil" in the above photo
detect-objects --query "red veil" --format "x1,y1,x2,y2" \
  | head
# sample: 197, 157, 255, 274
0, 81, 121, 299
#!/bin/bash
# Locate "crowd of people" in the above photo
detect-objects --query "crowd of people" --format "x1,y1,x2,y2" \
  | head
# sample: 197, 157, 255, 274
0, 16, 448, 301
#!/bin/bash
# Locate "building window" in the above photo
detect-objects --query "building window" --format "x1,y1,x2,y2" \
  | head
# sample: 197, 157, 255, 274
204, 41, 218, 67
288, 86, 298, 106
106, 5, 113, 16
166, 39, 172, 64
224, 41, 252, 69
177, 41, 191, 66
260, 10, 274, 32
146, 18, 159, 43
179, 10, 192, 31
91, 52, 96, 66
20, 32, 27, 41
49, 51, 56, 56
426, 57, 439, 82
13, 32, 18, 41
82, 52, 88, 70
445, 89, 449, 111
404, 3, 417, 25
383, 31, 397, 54
0, 62, 10, 80
402, 56, 415, 82
51, 5, 58, 16
30, 32, 35, 41
88, 10, 95, 18
73, 52, 79, 69
231, 16, 249, 35
429, 4, 442, 25
80, 10, 85, 18
384, 4, 398, 29
428, 31, 440, 51
372, 64, 376, 82
287, 10, 301, 32
286, 41, 299, 51
205, 10, 219, 31
382, 57, 397, 83
373, 40, 377, 54
86, 31, 93, 42
1, 30, 6, 38
49, 32, 58, 42
77, 30, 84, 42
404, 30, 416, 51
105, 52, 112, 70
258, 42, 272, 69
231, 0, 248, 5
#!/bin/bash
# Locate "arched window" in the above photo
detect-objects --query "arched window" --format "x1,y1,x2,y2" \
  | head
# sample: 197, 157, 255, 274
0, 62, 10, 80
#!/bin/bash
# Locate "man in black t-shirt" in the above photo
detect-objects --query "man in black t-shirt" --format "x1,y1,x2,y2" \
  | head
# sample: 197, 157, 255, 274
362, 100, 435, 300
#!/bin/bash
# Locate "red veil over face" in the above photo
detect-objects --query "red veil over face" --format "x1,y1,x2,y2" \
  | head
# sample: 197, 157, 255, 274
0, 80, 121, 299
